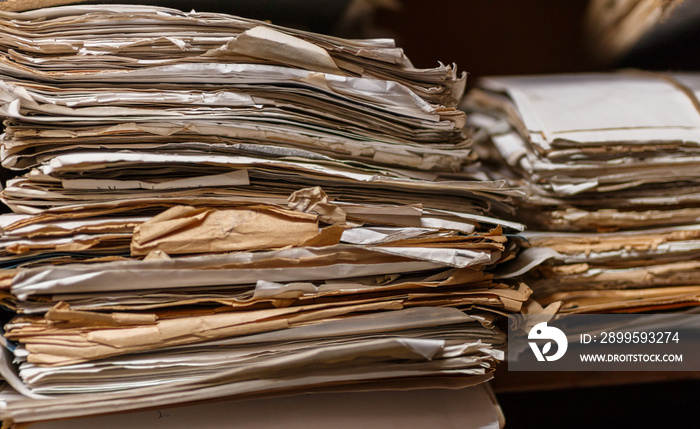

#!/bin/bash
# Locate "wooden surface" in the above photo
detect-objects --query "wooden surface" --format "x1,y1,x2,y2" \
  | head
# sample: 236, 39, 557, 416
492, 360, 700, 392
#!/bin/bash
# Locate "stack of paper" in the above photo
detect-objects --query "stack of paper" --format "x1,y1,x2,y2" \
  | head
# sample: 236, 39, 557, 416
464, 72, 700, 313
0, 3, 470, 177
0, 4, 547, 425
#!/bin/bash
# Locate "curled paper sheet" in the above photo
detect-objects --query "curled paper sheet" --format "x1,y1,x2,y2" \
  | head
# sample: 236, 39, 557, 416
224, 26, 342, 75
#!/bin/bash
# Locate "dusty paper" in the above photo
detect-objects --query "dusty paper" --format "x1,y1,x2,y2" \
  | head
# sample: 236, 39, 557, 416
131, 205, 325, 256
222, 26, 341, 75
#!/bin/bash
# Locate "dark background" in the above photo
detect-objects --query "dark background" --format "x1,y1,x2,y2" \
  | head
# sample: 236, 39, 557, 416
375, 0, 598, 82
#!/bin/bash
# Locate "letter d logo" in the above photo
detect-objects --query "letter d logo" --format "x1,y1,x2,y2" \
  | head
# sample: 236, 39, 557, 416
528, 322, 568, 362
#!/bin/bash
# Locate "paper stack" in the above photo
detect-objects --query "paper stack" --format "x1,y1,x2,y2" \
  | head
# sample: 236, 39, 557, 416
464, 71, 700, 313
0, 4, 543, 425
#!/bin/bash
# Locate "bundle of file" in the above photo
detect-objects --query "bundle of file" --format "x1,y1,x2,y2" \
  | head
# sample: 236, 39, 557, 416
464, 71, 700, 313
0, 4, 546, 425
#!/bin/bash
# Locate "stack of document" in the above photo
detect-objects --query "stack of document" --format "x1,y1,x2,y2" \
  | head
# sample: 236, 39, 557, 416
0, 3, 470, 179
0, 4, 544, 425
464, 72, 700, 313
